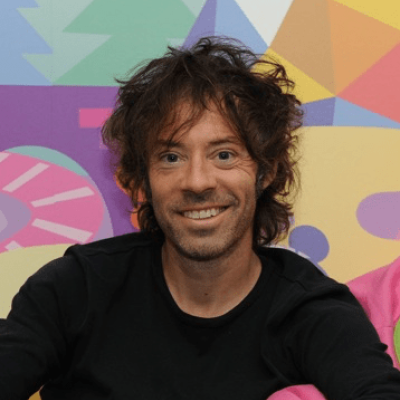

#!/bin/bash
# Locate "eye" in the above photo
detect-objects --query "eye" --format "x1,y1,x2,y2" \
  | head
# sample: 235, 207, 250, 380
217, 151, 235, 162
161, 153, 179, 163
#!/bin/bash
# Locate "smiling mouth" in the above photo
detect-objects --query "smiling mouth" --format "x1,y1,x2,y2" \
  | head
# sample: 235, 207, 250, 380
181, 206, 229, 220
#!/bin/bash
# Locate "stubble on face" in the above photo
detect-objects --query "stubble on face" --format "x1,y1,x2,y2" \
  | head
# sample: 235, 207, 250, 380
148, 105, 264, 267
152, 186, 258, 263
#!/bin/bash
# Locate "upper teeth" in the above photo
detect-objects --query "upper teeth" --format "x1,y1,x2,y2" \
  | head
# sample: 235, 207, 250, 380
183, 208, 224, 219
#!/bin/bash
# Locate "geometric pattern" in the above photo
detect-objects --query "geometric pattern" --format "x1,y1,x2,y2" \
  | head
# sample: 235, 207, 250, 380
19, 0, 110, 83
266, 0, 400, 127
184, 0, 267, 54
0, 150, 112, 253
2, 3, 399, 399
0, 0, 399, 283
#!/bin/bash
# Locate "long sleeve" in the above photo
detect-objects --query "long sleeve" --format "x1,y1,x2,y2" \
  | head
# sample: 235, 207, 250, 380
284, 285, 400, 399
0, 256, 86, 400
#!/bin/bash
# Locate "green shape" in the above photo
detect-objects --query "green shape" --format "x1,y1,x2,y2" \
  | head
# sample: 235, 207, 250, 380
55, 0, 195, 86
19, 0, 110, 83
7, 146, 88, 176
395, 317, 400, 365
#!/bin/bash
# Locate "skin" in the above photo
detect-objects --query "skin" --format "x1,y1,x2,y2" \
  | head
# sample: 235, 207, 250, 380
148, 104, 270, 318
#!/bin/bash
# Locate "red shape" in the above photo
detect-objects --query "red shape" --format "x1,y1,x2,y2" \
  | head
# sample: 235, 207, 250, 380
79, 108, 112, 128
339, 43, 400, 123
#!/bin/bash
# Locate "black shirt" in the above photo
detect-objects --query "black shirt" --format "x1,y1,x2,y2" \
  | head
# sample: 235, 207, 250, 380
1, 232, 400, 399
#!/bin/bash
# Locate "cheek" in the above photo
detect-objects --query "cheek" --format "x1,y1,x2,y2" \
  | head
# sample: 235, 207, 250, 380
230, 168, 257, 191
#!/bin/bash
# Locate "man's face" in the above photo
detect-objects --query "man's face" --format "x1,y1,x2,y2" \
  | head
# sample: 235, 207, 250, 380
148, 104, 268, 262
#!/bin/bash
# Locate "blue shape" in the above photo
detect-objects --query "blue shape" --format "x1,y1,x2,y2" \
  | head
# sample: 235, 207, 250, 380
289, 225, 330, 265
6, 146, 89, 176
334, 98, 400, 129
0, 4, 51, 85
0, 193, 31, 243
303, 97, 335, 126
0, 55, 51, 85
215, 0, 267, 54
0, 8, 51, 53
3, 0, 38, 6
183, 0, 217, 48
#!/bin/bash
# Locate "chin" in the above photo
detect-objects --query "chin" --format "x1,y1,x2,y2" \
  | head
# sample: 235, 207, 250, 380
172, 235, 237, 262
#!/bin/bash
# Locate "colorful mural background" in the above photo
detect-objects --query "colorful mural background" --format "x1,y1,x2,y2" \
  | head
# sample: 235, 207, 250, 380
1, 0, 400, 292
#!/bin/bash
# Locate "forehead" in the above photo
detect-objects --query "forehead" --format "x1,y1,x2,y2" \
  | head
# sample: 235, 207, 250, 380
155, 102, 242, 149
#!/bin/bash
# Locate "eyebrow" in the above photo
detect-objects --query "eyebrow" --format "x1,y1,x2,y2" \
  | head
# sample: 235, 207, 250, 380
155, 137, 242, 149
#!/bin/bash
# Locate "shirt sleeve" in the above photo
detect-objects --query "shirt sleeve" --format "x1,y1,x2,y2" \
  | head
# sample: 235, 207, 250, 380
283, 284, 400, 399
0, 255, 86, 400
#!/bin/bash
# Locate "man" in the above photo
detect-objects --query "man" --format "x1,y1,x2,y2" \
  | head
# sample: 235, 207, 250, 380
1, 37, 400, 399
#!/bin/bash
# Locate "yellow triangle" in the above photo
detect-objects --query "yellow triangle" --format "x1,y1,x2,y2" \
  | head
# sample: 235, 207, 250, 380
333, 0, 400, 31
253, 49, 334, 104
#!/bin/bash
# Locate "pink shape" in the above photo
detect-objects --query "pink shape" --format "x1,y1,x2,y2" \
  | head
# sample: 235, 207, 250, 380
0, 151, 105, 250
347, 256, 400, 370
79, 108, 112, 128
339, 43, 400, 123
267, 384, 326, 400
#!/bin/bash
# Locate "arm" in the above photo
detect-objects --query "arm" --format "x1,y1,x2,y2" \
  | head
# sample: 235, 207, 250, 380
0, 256, 84, 399
285, 285, 400, 399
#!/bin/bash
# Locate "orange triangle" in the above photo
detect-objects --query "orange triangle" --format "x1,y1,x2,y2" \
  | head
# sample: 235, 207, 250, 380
333, 0, 400, 32
255, 49, 335, 104
328, 0, 400, 93
270, 0, 336, 92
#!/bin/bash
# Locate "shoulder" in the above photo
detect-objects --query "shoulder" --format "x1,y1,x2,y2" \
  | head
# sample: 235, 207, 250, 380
66, 231, 156, 258
257, 246, 355, 321
257, 246, 339, 291
26, 232, 158, 291
61, 231, 158, 282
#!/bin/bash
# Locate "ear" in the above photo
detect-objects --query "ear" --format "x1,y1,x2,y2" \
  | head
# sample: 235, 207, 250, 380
260, 163, 278, 190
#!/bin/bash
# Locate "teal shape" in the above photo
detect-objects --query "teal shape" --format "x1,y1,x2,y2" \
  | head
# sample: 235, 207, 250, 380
20, 0, 110, 83
6, 146, 88, 176
56, 0, 195, 86
181, 0, 208, 16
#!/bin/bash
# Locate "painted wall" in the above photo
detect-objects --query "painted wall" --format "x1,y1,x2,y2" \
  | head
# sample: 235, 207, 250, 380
1, 0, 400, 303
1, 1, 400, 398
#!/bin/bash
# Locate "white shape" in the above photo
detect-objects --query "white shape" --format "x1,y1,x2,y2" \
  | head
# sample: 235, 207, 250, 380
235, 0, 294, 45
3, 163, 49, 193
0, 153, 10, 163
31, 187, 95, 207
32, 219, 92, 243
5, 241, 22, 251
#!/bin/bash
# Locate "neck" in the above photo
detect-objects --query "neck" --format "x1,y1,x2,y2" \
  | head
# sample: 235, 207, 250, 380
161, 241, 262, 318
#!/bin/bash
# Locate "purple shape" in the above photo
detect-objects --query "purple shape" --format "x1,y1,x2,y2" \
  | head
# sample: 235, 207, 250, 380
357, 192, 400, 240
183, 0, 217, 48
0, 211, 7, 233
303, 97, 336, 126
215, 0, 268, 54
1, 85, 133, 237
0, 193, 32, 243
289, 225, 330, 264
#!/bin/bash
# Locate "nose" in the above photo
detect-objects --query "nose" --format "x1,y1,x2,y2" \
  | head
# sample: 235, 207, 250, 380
180, 154, 217, 193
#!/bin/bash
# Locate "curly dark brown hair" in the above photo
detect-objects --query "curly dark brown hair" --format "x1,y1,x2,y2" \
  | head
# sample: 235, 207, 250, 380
102, 36, 303, 249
